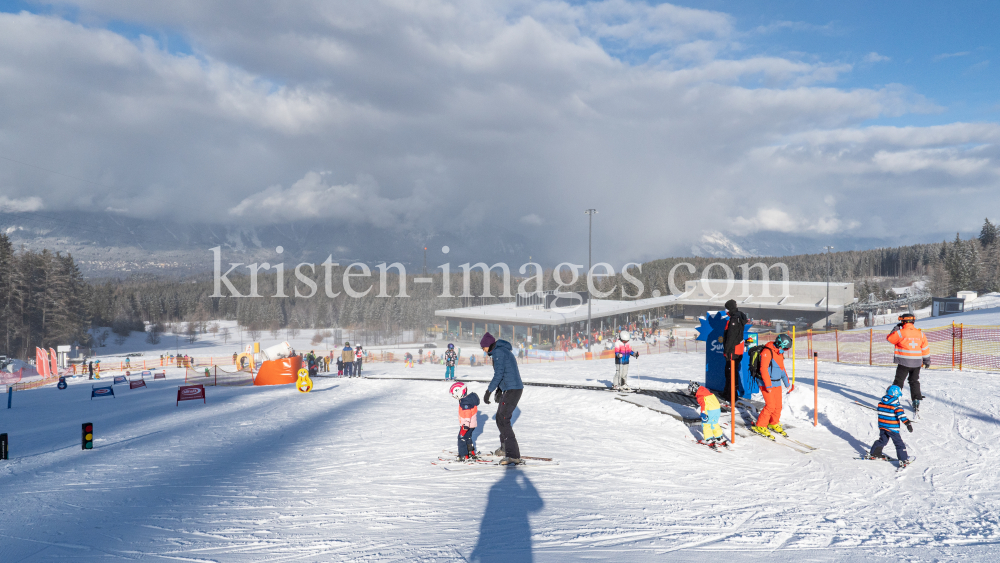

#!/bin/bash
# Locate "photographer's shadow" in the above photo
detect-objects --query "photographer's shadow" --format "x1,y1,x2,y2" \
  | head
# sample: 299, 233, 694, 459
469, 470, 544, 562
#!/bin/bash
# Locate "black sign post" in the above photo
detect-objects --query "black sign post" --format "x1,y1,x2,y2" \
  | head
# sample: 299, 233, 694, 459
0, 433, 8, 460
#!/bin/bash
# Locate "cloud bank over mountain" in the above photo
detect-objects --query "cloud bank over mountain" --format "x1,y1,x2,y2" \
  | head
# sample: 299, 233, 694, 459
0, 2, 996, 267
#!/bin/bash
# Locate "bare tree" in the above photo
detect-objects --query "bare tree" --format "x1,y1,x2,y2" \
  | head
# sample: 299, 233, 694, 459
220, 326, 230, 344
186, 322, 198, 344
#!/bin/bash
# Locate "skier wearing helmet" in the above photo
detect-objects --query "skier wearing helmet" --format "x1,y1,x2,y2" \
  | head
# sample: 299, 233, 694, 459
613, 330, 639, 391
887, 312, 930, 411
751, 333, 793, 440
449, 382, 481, 461
444, 343, 458, 380
864, 384, 912, 466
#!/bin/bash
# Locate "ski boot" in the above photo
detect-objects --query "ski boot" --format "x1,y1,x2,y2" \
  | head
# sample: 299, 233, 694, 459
897, 458, 912, 469
912, 399, 921, 412
715, 437, 731, 449
768, 423, 788, 438
493, 448, 505, 457
863, 453, 888, 461
499, 457, 525, 466
750, 425, 775, 441
619, 385, 632, 392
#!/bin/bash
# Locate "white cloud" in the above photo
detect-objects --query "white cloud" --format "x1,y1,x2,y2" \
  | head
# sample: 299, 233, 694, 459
0, 3, 996, 262
229, 171, 428, 229
863, 52, 890, 63
933, 51, 971, 61
0, 196, 43, 212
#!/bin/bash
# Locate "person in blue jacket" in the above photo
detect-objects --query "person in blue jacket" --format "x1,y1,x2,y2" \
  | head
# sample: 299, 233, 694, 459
481, 332, 525, 466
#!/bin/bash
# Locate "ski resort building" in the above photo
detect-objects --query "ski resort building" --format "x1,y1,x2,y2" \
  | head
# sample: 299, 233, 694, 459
434, 279, 854, 344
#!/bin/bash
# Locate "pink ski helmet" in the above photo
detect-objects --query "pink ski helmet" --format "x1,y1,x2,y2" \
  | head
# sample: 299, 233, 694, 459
449, 381, 468, 399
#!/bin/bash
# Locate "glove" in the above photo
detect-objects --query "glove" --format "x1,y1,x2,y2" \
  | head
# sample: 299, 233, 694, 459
633, 352, 639, 358
905, 422, 913, 433
483, 390, 492, 404
923, 360, 931, 368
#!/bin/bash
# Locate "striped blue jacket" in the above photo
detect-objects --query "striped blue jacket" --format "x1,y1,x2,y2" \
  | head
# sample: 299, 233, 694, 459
877, 395, 909, 432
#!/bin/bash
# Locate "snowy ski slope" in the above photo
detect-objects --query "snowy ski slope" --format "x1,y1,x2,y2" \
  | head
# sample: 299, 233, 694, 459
2, 351, 999, 561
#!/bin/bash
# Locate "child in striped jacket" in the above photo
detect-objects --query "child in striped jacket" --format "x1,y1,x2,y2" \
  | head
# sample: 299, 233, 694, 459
866, 385, 912, 463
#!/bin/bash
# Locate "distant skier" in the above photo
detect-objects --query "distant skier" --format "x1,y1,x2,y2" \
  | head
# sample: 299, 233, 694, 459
613, 330, 639, 391
481, 332, 525, 466
445, 343, 457, 380
450, 381, 481, 461
336, 356, 344, 376
751, 333, 793, 440
341, 342, 354, 377
864, 384, 912, 467
88, 361, 94, 380
887, 313, 930, 411
355, 345, 364, 376
695, 385, 727, 450
404, 352, 414, 368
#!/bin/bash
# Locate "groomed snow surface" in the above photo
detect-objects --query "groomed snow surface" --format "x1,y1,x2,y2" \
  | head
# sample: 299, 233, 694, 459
3, 352, 1000, 561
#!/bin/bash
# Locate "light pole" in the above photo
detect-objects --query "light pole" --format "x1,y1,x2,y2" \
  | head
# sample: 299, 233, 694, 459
824, 246, 834, 329
585, 209, 597, 351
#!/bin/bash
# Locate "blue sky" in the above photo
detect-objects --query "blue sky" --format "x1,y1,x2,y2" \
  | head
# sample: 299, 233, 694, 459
673, 0, 999, 126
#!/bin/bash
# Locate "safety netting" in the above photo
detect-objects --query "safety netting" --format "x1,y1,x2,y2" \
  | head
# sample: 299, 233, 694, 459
185, 366, 254, 386
793, 324, 999, 372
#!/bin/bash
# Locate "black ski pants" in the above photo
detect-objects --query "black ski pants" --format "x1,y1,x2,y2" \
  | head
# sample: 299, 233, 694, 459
892, 365, 923, 401
496, 388, 522, 459
870, 429, 909, 461
723, 354, 742, 400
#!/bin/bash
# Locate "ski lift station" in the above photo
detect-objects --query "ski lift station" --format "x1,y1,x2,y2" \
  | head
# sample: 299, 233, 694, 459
434, 279, 854, 342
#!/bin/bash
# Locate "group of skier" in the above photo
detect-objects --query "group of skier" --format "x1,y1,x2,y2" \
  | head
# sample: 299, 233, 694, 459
709, 298, 927, 467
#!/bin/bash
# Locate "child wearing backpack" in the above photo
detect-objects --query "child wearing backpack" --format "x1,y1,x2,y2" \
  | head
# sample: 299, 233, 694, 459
750, 333, 793, 440
865, 384, 912, 465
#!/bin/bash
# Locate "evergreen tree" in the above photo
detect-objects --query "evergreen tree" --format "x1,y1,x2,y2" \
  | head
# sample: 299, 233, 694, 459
980, 218, 998, 247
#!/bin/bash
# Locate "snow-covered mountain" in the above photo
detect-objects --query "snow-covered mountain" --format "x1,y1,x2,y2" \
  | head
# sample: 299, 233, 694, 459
690, 230, 966, 259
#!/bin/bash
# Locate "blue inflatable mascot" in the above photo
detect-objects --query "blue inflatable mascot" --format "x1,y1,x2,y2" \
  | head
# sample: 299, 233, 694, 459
695, 310, 757, 399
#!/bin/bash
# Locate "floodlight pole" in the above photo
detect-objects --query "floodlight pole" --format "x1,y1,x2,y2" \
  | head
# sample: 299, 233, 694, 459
824, 246, 834, 329
585, 209, 598, 352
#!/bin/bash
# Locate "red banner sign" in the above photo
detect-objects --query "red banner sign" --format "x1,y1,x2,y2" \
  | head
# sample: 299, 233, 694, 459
153, 372, 166, 380
176, 384, 206, 406
130, 380, 147, 390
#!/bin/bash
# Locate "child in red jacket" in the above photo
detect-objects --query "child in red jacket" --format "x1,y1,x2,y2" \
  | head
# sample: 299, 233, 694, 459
450, 382, 481, 461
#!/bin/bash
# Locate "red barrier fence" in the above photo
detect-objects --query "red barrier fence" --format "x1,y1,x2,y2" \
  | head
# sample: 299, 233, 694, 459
798, 323, 995, 372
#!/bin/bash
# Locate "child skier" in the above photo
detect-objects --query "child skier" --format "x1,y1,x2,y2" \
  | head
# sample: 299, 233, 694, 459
336, 356, 344, 376
450, 382, 480, 461
694, 385, 727, 449
613, 330, 639, 391
445, 343, 457, 380
865, 384, 913, 466
405, 352, 414, 368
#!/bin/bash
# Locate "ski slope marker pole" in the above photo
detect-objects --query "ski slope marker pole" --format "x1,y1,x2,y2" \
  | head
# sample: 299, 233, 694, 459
790, 326, 796, 392
730, 358, 736, 444
813, 352, 818, 427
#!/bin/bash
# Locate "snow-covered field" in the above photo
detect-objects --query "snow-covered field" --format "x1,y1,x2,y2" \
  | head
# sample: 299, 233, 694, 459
3, 350, 1000, 561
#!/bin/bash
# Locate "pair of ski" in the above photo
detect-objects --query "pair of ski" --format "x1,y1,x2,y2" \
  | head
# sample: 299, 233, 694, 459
432, 451, 558, 471
855, 454, 916, 472
693, 439, 730, 452
734, 400, 816, 454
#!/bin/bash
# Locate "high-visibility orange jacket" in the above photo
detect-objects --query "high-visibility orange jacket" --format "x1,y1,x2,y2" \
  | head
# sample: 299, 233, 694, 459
886, 323, 930, 368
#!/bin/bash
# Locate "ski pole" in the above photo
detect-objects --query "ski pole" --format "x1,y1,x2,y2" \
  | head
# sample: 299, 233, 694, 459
730, 358, 735, 444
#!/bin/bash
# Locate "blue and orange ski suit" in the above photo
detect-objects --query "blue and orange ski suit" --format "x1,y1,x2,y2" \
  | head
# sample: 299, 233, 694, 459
755, 342, 790, 428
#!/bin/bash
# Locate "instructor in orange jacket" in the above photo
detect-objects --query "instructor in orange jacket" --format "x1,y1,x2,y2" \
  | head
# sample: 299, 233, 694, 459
886, 312, 930, 410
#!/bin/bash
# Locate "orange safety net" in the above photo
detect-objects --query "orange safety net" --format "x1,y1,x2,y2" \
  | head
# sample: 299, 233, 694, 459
801, 324, 999, 372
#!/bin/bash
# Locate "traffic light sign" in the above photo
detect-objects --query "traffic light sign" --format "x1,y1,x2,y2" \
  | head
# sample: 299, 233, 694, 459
82, 423, 93, 450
